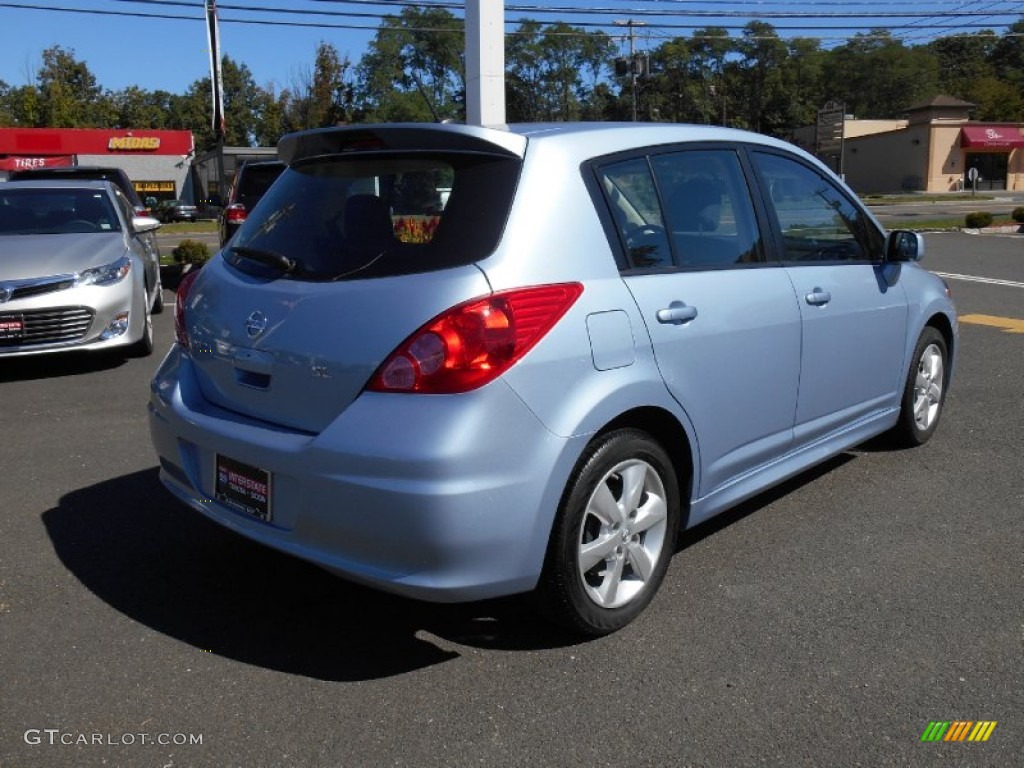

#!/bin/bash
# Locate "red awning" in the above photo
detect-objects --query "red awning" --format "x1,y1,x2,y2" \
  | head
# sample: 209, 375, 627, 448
960, 125, 1024, 149
0, 155, 74, 172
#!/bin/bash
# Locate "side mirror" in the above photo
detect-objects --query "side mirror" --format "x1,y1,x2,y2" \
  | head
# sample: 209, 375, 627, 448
132, 216, 162, 233
885, 230, 924, 262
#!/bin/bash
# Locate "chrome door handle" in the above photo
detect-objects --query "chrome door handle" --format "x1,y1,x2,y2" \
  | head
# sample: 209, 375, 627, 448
805, 288, 832, 306
656, 302, 698, 325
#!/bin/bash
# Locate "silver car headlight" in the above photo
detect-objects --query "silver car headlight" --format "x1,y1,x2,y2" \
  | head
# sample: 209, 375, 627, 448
76, 256, 132, 287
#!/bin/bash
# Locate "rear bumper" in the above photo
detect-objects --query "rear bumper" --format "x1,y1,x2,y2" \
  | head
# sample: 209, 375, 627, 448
148, 346, 584, 602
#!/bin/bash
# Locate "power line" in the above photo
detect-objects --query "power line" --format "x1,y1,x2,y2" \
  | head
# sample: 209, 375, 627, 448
0, 1, 1019, 41
133, 0, 1024, 21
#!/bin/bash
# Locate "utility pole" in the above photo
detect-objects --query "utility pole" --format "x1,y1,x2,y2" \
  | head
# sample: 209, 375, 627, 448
205, 0, 226, 202
466, 0, 506, 126
614, 20, 646, 122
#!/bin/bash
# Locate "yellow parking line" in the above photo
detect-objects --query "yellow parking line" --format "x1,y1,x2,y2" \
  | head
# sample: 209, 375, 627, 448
959, 314, 1024, 334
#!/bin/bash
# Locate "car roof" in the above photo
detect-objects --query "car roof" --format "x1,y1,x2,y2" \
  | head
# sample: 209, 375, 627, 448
239, 159, 284, 168
6, 166, 141, 202
280, 121, 814, 169
1, 179, 117, 192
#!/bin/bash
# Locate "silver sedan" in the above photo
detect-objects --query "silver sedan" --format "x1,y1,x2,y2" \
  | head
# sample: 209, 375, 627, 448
0, 179, 163, 358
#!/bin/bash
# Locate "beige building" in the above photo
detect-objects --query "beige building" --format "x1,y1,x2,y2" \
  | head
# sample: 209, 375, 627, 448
792, 96, 1024, 193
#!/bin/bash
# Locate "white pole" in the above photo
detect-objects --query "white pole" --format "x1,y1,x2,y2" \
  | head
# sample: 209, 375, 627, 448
465, 0, 506, 126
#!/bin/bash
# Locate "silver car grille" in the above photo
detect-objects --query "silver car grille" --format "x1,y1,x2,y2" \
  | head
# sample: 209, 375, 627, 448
0, 307, 94, 346
0, 274, 76, 302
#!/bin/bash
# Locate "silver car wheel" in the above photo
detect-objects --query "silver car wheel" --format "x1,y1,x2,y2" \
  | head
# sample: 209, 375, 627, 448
913, 343, 944, 431
577, 459, 668, 610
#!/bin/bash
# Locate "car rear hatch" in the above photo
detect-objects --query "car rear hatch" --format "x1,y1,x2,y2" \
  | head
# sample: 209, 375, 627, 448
181, 124, 527, 434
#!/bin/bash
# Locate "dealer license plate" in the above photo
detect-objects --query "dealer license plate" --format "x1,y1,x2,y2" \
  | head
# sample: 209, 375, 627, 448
0, 315, 25, 342
215, 455, 272, 522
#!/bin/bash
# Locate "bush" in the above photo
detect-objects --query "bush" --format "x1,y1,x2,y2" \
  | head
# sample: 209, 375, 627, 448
964, 211, 993, 229
1012, 207, 1024, 224
172, 239, 211, 264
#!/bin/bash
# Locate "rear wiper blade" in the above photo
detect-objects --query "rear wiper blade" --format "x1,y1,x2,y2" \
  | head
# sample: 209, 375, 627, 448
229, 246, 299, 274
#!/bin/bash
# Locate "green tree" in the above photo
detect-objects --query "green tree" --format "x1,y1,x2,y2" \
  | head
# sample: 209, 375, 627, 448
278, 41, 354, 133
0, 84, 42, 127
990, 19, 1024, 90
823, 31, 938, 118
36, 45, 107, 127
690, 28, 735, 126
736, 21, 790, 133
309, 42, 352, 127
253, 83, 288, 146
784, 39, 824, 127
506, 21, 614, 121
966, 75, 1024, 121
643, 37, 701, 124
110, 86, 177, 129
221, 56, 261, 146
928, 31, 999, 96
356, 7, 464, 122
175, 56, 262, 149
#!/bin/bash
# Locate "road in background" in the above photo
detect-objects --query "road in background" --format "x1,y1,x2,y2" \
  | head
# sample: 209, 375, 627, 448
869, 192, 1024, 226
1, 233, 1020, 767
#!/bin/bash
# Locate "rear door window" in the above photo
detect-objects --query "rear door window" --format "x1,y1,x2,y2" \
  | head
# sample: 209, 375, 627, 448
650, 149, 762, 268
225, 153, 520, 281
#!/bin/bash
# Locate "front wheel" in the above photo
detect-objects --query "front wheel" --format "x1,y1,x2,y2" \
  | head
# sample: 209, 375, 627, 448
537, 429, 680, 636
892, 327, 948, 447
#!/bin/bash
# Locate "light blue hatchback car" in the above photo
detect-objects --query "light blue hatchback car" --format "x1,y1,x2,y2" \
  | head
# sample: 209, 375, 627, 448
149, 123, 956, 635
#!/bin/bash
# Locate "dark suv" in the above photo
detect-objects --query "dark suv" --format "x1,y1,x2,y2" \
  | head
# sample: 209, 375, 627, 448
219, 160, 285, 247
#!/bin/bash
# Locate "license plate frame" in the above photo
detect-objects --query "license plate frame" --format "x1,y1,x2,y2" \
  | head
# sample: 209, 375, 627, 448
215, 454, 272, 522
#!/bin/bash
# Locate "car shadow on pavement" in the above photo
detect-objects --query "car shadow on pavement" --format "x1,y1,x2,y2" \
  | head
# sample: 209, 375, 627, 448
674, 453, 855, 554
42, 468, 580, 682
0, 350, 126, 382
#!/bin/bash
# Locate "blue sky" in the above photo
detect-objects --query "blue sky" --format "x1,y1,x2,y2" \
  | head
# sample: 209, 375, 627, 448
0, 1, 1021, 95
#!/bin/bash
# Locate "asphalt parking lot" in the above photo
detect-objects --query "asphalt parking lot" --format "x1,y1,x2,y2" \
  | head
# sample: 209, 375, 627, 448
1, 231, 1021, 767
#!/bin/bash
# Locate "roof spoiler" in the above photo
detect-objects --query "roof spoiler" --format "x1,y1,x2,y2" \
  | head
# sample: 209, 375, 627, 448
278, 123, 527, 165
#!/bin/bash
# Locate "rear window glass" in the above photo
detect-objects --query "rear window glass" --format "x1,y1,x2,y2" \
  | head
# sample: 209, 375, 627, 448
235, 164, 285, 208
224, 152, 520, 281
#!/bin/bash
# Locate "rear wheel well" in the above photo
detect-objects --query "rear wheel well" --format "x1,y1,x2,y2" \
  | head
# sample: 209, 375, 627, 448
596, 407, 694, 524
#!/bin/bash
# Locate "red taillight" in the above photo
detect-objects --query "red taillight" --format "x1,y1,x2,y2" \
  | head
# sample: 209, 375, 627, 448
224, 203, 247, 223
368, 283, 583, 394
174, 269, 201, 349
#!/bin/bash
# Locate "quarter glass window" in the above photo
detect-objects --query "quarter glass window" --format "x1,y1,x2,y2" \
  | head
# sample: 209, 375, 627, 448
598, 158, 672, 270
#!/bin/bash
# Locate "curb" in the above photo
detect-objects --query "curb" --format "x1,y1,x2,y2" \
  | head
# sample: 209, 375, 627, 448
962, 225, 1024, 235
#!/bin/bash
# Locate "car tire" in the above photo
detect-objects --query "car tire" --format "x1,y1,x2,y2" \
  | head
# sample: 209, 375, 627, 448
129, 304, 155, 358
892, 326, 948, 447
537, 429, 680, 636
